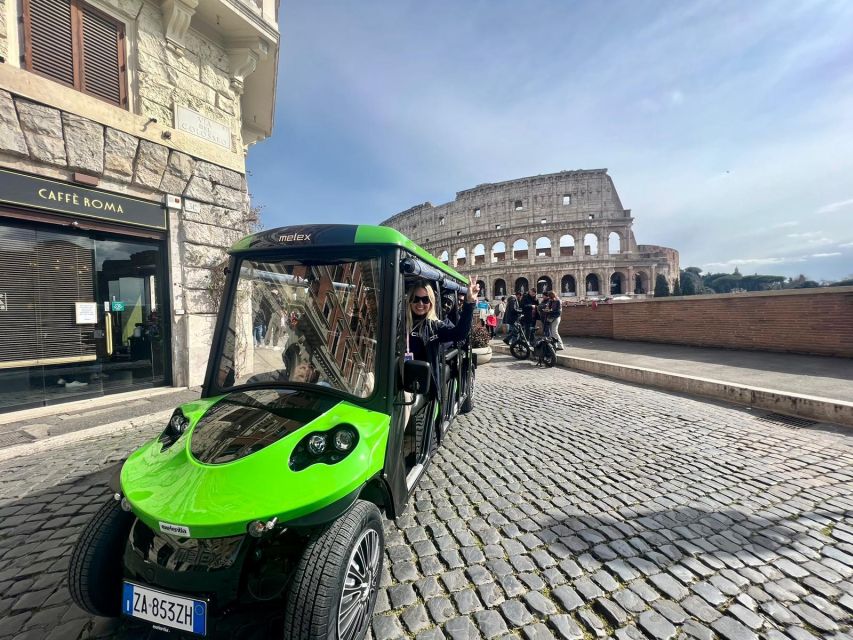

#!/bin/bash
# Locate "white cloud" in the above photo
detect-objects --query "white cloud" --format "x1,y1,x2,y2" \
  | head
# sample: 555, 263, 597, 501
786, 231, 822, 238
815, 198, 853, 214
812, 252, 842, 258
840, 241, 853, 248
772, 221, 799, 229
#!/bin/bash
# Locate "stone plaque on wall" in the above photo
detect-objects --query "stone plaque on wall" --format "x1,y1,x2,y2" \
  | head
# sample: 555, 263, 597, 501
174, 106, 231, 150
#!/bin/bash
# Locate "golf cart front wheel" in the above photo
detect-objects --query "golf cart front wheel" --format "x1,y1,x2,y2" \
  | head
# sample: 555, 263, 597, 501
283, 500, 384, 640
510, 341, 529, 360
68, 497, 135, 617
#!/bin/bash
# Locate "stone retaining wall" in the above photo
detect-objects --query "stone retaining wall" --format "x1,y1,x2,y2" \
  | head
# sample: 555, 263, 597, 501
559, 287, 853, 358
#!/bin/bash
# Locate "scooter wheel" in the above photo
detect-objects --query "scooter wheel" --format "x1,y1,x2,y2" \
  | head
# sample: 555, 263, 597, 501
510, 342, 529, 360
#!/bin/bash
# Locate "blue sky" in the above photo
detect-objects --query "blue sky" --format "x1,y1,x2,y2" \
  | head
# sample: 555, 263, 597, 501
247, 0, 853, 281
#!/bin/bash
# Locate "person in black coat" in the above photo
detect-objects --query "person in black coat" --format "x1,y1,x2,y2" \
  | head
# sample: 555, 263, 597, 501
405, 280, 478, 392
502, 290, 522, 343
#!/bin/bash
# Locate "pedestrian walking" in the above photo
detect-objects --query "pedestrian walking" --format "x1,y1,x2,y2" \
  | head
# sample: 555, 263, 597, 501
521, 290, 537, 341
503, 291, 522, 343
495, 297, 506, 335
543, 291, 564, 350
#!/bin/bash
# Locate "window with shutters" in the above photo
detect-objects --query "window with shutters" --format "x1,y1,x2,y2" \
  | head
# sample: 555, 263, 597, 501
22, 0, 128, 108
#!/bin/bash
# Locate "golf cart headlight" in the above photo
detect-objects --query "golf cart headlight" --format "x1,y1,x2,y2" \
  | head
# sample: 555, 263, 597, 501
333, 429, 355, 451
290, 426, 360, 472
307, 433, 327, 456
160, 409, 189, 450
169, 412, 189, 435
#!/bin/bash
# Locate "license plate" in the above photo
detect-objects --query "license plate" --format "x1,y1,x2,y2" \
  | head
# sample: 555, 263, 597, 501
122, 582, 207, 636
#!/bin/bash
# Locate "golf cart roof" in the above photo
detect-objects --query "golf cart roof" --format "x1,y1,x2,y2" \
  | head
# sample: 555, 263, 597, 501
229, 224, 468, 285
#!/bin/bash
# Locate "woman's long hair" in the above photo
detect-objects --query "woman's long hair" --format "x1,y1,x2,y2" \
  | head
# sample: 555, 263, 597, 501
406, 282, 438, 333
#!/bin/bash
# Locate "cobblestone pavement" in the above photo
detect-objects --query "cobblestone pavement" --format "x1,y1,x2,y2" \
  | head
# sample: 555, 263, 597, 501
0, 354, 851, 640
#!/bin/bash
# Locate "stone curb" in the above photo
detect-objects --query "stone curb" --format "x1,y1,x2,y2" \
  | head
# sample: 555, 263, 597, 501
493, 344, 853, 427
0, 409, 172, 463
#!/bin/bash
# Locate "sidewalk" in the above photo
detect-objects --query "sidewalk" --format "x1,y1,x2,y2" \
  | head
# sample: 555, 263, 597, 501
494, 336, 853, 426
0, 386, 201, 451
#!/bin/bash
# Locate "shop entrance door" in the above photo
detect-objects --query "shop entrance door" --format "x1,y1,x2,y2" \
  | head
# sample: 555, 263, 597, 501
93, 237, 167, 394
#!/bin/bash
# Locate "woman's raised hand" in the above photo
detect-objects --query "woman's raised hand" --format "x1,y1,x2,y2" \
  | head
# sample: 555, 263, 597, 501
467, 279, 480, 302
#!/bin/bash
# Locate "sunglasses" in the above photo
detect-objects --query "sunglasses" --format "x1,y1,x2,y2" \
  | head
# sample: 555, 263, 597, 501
411, 295, 431, 304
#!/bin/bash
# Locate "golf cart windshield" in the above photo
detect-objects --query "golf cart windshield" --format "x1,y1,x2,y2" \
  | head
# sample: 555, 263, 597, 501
212, 256, 381, 398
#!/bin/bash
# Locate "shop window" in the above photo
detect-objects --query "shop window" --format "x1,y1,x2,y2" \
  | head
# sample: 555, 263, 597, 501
22, 0, 128, 108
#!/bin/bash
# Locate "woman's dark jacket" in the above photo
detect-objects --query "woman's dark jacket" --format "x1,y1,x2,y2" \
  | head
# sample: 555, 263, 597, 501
504, 296, 520, 324
409, 302, 475, 394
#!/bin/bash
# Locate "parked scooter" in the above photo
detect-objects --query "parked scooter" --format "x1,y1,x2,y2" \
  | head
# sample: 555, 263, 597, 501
508, 321, 558, 367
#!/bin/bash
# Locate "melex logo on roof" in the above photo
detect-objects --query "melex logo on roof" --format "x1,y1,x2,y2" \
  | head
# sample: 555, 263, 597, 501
0, 168, 167, 230
278, 232, 312, 242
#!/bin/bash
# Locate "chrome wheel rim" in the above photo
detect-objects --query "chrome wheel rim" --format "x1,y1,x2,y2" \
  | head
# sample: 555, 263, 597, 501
337, 528, 381, 640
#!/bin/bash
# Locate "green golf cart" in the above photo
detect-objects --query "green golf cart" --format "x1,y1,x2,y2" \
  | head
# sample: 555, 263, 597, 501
68, 224, 476, 639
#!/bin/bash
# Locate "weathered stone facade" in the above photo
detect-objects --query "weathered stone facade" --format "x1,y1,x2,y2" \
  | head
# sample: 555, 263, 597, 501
382, 170, 679, 298
0, 0, 279, 395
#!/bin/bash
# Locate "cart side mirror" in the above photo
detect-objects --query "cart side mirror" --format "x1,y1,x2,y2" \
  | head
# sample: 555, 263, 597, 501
402, 359, 431, 395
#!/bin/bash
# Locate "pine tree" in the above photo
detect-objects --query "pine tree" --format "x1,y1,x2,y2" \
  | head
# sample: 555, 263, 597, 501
654, 274, 670, 297
673, 278, 682, 296
681, 274, 697, 295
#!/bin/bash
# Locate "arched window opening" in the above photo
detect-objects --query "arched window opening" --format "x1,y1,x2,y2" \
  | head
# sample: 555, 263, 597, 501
535, 237, 552, 258
559, 234, 575, 257
610, 272, 625, 295
473, 243, 486, 266
585, 273, 600, 295
537, 276, 552, 294
561, 275, 576, 296
476, 280, 486, 298
514, 277, 529, 294
608, 232, 621, 254
491, 241, 506, 263
439, 250, 449, 264
512, 239, 528, 260
493, 279, 507, 298
634, 272, 649, 294
584, 233, 598, 256
454, 248, 466, 267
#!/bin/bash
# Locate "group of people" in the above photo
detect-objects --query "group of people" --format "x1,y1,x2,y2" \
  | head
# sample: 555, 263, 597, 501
494, 289, 565, 350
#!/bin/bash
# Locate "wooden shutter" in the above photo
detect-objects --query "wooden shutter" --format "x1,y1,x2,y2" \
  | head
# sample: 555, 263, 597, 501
22, 0, 127, 108
80, 3, 127, 106
23, 0, 75, 88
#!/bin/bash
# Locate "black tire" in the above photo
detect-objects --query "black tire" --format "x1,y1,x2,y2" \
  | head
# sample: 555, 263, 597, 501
283, 500, 384, 640
510, 341, 529, 360
68, 497, 135, 617
460, 367, 475, 414
542, 351, 557, 367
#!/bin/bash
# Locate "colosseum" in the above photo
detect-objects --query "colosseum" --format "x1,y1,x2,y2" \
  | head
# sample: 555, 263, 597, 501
381, 169, 679, 299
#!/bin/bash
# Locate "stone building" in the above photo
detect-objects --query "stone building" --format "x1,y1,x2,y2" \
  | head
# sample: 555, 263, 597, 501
0, 0, 279, 413
382, 169, 679, 300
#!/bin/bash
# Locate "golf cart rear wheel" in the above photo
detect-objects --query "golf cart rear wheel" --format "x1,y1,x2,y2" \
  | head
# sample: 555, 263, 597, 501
460, 367, 475, 414
510, 341, 529, 360
68, 497, 135, 617
283, 500, 384, 640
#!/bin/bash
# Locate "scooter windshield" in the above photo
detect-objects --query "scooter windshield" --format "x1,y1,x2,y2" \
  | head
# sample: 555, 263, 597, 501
212, 257, 381, 398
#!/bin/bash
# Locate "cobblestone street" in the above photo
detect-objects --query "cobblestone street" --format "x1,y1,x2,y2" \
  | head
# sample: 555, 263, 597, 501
1, 354, 851, 640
